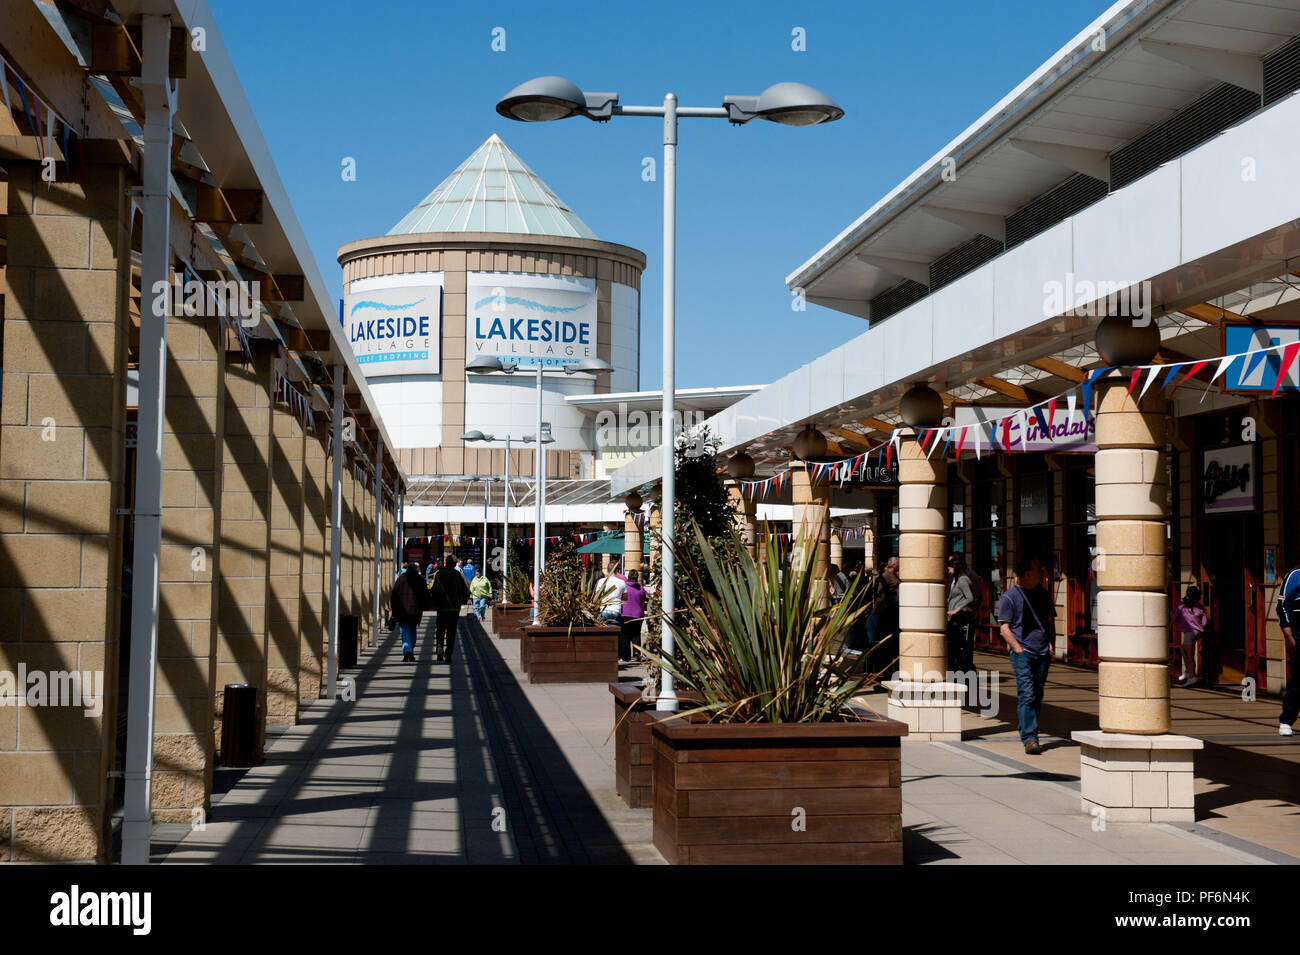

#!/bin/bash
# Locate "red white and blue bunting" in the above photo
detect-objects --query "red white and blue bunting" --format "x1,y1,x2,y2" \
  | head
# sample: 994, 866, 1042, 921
733, 341, 1297, 501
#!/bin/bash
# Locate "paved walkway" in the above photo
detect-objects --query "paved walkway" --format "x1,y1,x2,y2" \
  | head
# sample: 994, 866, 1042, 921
151, 619, 1295, 864
955, 650, 1300, 859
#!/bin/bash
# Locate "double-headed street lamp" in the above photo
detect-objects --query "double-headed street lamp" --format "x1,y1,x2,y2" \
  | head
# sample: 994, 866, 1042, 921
496, 76, 843, 709
465, 355, 611, 621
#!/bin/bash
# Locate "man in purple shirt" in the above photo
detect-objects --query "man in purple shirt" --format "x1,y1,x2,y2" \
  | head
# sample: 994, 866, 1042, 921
998, 556, 1055, 755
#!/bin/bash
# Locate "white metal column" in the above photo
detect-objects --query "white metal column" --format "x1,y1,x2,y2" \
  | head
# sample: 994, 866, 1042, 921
121, 13, 175, 866
656, 93, 679, 712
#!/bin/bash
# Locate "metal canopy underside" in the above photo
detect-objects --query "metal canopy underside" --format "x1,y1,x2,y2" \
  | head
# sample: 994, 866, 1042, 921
402, 475, 614, 510
791, 0, 1300, 306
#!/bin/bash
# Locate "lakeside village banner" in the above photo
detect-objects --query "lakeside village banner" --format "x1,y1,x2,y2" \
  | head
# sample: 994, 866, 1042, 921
343, 274, 444, 377
736, 340, 1300, 503
467, 273, 597, 369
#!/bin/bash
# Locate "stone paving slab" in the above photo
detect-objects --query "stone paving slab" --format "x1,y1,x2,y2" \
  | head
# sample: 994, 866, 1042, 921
154, 617, 1287, 865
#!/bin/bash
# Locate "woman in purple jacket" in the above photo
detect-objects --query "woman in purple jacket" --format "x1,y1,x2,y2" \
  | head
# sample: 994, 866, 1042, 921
619, 569, 647, 663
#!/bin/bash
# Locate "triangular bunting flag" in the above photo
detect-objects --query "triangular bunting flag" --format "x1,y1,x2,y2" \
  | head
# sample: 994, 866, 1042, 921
1272, 341, 1300, 398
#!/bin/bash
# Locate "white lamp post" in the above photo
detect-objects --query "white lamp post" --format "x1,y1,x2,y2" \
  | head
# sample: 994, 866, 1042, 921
462, 431, 518, 591
465, 355, 611, 621
495, 77, 843, 709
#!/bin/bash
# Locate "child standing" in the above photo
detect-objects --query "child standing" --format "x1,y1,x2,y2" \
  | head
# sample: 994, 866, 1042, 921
1171, 585, 1208, 687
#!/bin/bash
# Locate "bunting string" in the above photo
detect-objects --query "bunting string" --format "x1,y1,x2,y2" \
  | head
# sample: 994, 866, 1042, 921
729, 340, 1294, 497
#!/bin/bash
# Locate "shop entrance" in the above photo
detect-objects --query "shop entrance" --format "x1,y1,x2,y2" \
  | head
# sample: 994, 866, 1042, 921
1200, 514, 1263, 687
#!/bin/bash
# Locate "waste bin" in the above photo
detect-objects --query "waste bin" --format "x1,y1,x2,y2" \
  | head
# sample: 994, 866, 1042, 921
340, 614, 359, 669
218, 684, 257, 767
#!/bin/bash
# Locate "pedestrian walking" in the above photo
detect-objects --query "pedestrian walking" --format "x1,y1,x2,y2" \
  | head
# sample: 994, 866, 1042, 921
594, 567, 626, 624
946, 553, 979, 676
872, 556, 901, 645
1171, 584, 1208, 687
463, 559, 476, 583
997, 556, 1055, 755
390, 561, 430, 663
619, 569, 646, 662
429, 555, 470, 662
470, 572, 492, 621
1275, 566, 1300, 736
829, 563, 850, 602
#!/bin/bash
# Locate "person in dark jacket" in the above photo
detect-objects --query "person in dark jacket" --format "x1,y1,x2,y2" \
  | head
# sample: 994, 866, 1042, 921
390, 562, 430, 663
429, 555, 470, 662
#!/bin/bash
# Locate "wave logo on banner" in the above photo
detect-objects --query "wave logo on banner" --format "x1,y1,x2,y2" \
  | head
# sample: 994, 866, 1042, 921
344, 280, 443, 377
468, 274, 597, 369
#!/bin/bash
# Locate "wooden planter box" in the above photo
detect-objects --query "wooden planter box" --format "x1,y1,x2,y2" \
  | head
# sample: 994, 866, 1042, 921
651, 715, 907, 865
519, 624, 618, 684
611, 682, 705, 809
491, 603, 531, 638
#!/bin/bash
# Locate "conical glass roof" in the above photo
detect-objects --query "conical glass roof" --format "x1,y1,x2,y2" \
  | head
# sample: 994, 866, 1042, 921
388, 134, 598, 239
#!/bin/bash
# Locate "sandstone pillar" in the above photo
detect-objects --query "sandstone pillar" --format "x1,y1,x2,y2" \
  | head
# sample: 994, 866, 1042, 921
1073, 370, 1201, 821
886, 429, 964, 740
266, 369, 306, 725
726, 480, 757, 560
215, 342, 275, 760
623, 507, 643, 572
154, 308, 224, 821
790, 460, 830, 606
0, 160, 131, 861
299, 421, 329, 703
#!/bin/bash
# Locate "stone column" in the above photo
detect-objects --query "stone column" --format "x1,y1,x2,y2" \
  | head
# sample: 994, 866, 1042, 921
830, 518, 844, 572
884, 410, 964, 741
0, 159, 131, 861
215, 342, 275, 760
266, 372, 305, 726
727, 480, 757, 560
896, 431, 948, 681
623, 507, 643, 572
341, 461, 356, 655
358, 475, 372, 649
647, 502, 662, 579
299, 421, 329, 704
790, 460, 830, 606
154, 308, 225, 822
1074, 366, 1201, 821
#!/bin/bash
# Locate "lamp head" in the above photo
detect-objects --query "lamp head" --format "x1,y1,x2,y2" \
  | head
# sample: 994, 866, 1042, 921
564, 357, 614, 375
461, 430, 487, 442
724, 82, 844, 126
496, 76, 618, 122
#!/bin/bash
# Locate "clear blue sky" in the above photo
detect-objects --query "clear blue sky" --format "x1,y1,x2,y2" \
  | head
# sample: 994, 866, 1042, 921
213, 0, 1108, 389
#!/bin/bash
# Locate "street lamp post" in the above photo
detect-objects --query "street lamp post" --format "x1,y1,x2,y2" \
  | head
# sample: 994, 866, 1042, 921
495, 77, 843, 709
462, 431, 518, 591
465, 356, 611, 622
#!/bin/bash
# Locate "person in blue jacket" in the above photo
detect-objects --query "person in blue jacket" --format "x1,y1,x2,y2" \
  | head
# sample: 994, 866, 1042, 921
1275, 566, 1300, 736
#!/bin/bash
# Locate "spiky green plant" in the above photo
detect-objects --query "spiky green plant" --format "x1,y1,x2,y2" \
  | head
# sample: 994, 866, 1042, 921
504, 556, 531, 604
640, 523, 877, 723
536, 541, 605, 627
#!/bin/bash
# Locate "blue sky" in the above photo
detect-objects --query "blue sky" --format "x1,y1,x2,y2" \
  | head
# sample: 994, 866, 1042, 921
213, 0, 1108, 389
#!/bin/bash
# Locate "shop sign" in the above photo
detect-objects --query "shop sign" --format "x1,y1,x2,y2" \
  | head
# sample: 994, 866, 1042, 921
952, 404, 1095, 453
1201, 444, 1254, 514
467, 273, 597, 368
1221, 323, 1300, 393
344, 274, 444, 377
